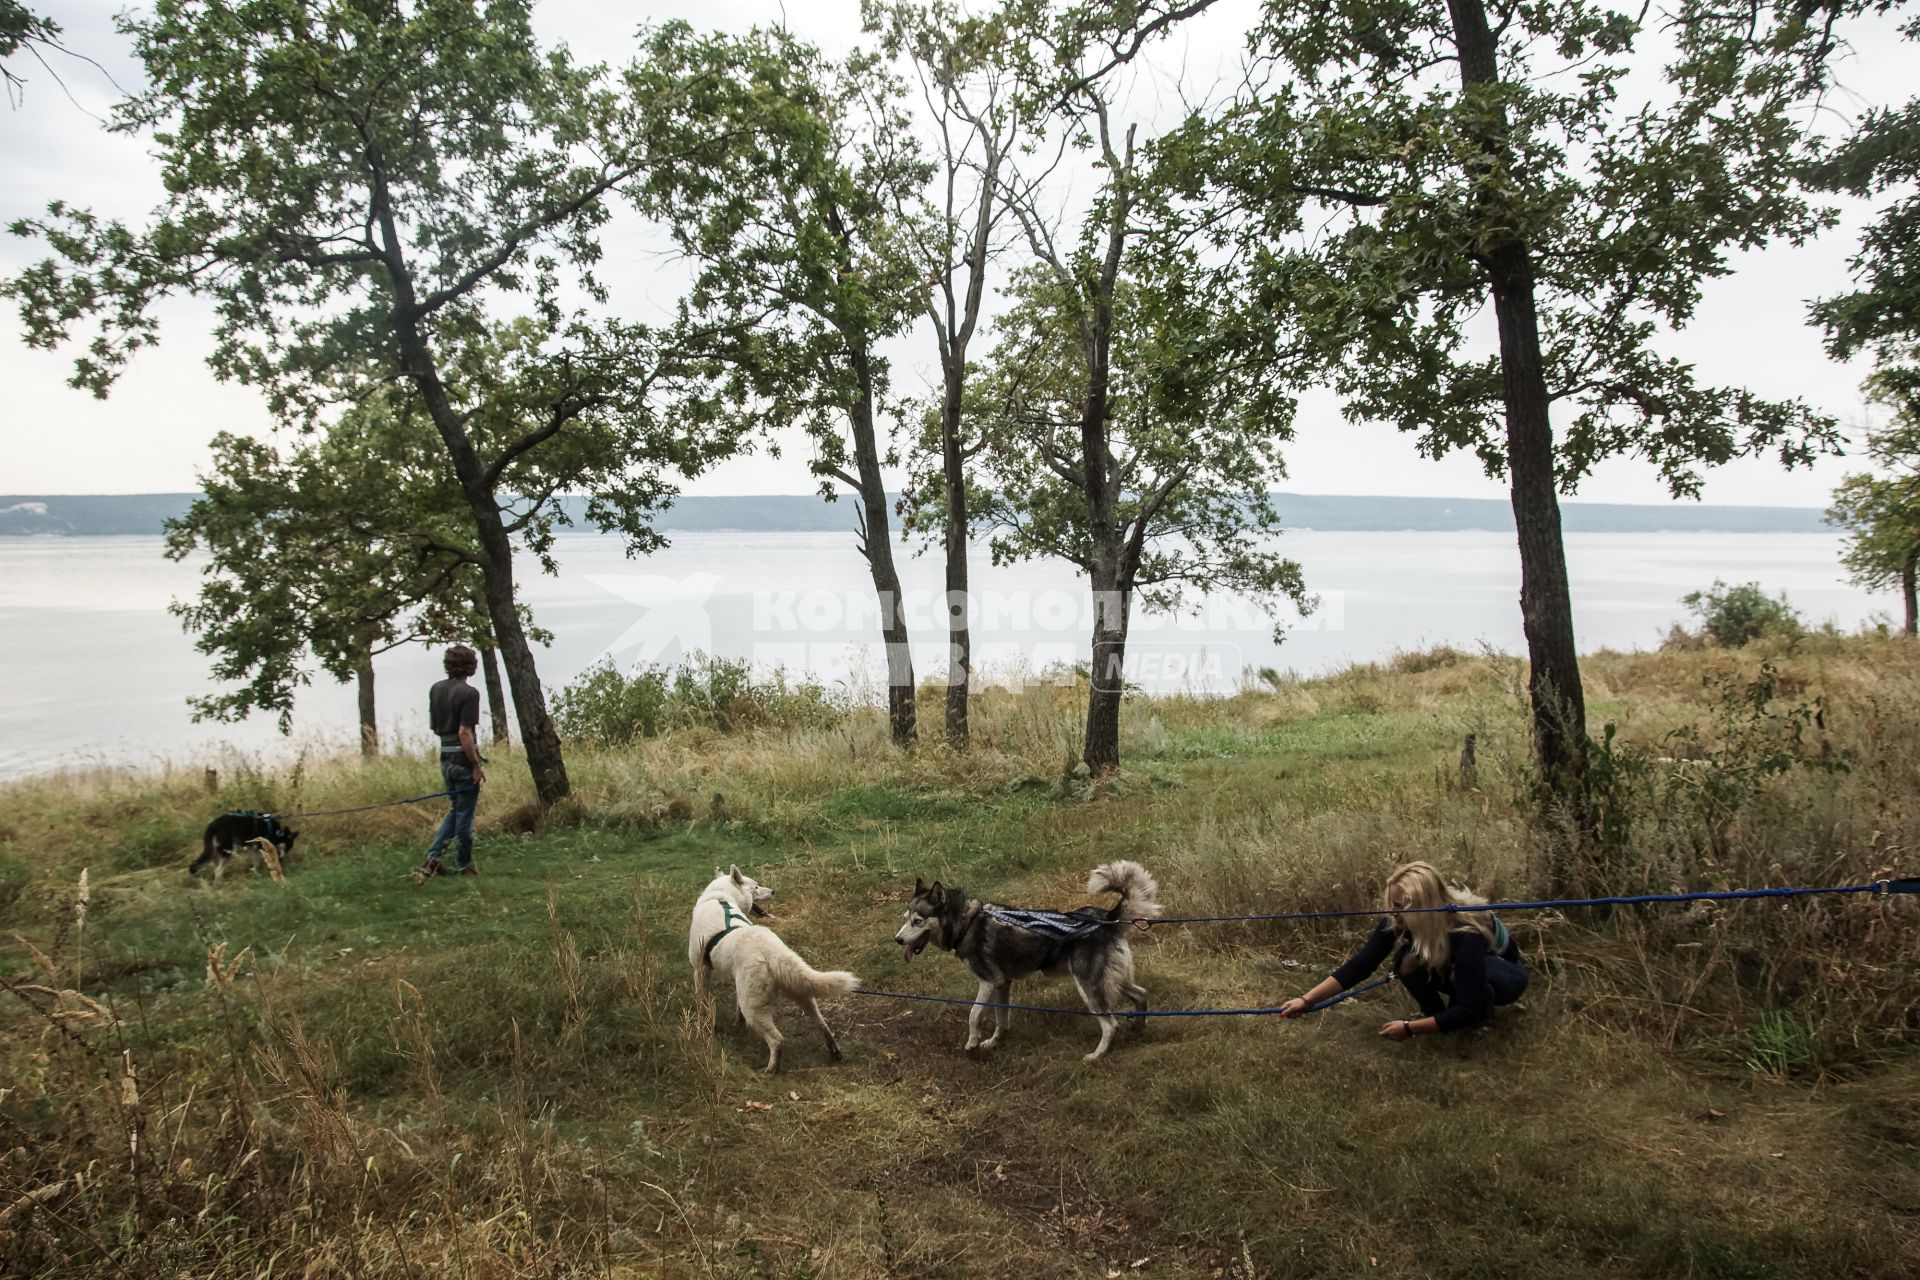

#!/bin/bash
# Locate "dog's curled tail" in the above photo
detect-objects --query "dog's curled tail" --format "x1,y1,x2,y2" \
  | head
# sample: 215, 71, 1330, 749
1089, 859, 1161, 919
771, 952, 860, 1001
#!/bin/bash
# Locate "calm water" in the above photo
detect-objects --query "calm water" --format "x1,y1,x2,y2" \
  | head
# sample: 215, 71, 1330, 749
0, 529, 1885, 780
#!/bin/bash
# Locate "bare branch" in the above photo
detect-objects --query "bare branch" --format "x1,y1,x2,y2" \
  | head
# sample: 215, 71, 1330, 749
1050, 1, 1226, 109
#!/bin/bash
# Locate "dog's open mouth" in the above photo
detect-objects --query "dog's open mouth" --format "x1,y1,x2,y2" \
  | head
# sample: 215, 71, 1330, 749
751, 904, 771, 918
901, 934, 930, 963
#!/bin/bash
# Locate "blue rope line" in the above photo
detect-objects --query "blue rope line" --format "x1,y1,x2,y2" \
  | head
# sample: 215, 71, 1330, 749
852, 973, 1397, 1019
266, 784, 477, 822
1138, 878, 1919, 926
1293, 972, 1397, 1012
852, 875, 1919, 1020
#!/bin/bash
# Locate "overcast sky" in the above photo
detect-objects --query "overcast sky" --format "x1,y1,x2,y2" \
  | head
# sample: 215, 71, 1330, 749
1, 0, 1909, 506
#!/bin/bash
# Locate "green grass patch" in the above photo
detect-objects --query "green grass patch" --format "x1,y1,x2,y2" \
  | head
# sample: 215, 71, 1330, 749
3, 640, 1917, 1277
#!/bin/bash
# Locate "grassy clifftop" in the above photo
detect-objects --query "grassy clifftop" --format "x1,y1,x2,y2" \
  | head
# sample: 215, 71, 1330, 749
2, 639, 1916, 1278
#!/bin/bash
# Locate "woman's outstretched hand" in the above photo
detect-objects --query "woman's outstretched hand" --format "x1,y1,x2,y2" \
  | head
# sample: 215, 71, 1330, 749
1278, 996, 1311, 1018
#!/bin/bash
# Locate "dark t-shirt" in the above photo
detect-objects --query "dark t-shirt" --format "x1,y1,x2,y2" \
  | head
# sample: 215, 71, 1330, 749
429, 677, 481, 751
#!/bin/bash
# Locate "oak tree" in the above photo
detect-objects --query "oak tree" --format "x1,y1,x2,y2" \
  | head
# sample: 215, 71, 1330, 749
1829, 379, 1920, 633
983, 9, 1307, 773
165, 415, 479, 753
1198, 1, 1843, 875
867, 0, 1032, 747
634, 24, 931, 746
7, 2, 736, 803
1809, 8, 1920, 402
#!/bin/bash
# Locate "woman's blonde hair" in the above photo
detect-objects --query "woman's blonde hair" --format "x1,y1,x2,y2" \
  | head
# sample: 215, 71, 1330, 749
1385, 861, 1499, 972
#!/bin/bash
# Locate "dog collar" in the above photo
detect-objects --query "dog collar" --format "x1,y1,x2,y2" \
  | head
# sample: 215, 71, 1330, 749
702, 901, 751, 967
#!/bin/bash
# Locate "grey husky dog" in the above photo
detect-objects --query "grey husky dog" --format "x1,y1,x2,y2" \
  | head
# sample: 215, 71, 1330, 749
893, 860, 1161, 1062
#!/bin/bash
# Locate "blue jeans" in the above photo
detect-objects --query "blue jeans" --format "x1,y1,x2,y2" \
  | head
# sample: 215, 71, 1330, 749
1402, 954, 1529, 1024
1484, 955, 1530, 1006
425, 758, 479, 870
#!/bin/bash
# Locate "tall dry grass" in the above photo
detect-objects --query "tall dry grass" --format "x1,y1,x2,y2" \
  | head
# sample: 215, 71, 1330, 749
0, 872, 765, 1278
3, 637, 1917, 1275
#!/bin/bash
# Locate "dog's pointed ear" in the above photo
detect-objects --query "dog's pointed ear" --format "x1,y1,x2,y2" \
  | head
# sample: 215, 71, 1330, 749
928, 880, 943, 898
729, 865, 743, 885
914, 877, 926, 894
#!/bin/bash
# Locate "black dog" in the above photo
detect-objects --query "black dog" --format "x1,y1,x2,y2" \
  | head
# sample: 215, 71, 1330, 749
190, 812, 298, 881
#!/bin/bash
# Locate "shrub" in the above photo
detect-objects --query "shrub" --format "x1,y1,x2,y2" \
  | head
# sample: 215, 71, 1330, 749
1586, 660, 1845, 886
549, 653, 849, 746
549, 661, 669, 746
1386, 643, 1471, 675
1679, 579, 1804, 647
669, 652, 753, 728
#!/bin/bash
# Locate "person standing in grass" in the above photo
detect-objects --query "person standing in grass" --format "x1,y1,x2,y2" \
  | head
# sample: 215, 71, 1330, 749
1278, 861, 1527, 1039
418, 644, 486, 878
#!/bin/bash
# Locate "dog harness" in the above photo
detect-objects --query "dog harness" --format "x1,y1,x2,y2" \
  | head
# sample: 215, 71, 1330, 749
701, 901, 751, 967
982, 906, 1111, 968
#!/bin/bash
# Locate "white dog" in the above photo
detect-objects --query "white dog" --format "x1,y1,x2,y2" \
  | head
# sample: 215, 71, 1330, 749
687, 865, 858, 1072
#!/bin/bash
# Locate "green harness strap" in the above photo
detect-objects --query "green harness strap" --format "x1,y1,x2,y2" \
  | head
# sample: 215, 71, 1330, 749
702, 902, 750, 967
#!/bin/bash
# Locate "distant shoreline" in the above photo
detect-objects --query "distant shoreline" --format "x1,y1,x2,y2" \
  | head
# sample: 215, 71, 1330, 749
0, 491, 1833, 537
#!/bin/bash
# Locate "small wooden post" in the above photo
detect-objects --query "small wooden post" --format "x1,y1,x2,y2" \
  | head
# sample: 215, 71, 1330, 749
1459, 733, 1478, 788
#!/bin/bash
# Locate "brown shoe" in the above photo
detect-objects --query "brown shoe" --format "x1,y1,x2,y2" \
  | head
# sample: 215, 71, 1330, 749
457, 866, 478, 876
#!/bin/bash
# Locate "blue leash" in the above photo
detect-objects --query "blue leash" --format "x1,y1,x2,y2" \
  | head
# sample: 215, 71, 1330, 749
1137, 878, 1920, 926
263, 784, 478, 822
854, 875, 1918, 1020
851, 973, 1397, 1019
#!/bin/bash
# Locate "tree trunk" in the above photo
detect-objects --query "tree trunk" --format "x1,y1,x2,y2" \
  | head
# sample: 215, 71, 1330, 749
373, 175, 569, 805
356, 655, 378, 756
940, 357, 971, 746
1903, 547, 1917, 636
371, 164, 569, 804
394, 327, 570, 803
849, 350, 917, 747
1489, 244, 1589, 808
1076, 184, 1125, 778
931, 130, 1001, 750
470, 503, 567, 802
480, 641, 511, 745
1083, 551, 1132, 775
1076, 143, 1128, 777
1451, 0, 1589, 884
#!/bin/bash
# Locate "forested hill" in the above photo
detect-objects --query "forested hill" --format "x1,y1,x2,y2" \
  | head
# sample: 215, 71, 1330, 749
0, 491, 1832, 537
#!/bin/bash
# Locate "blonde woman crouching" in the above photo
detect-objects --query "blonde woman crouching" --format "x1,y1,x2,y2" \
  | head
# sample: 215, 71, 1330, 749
1278, 861, 1528, 1040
